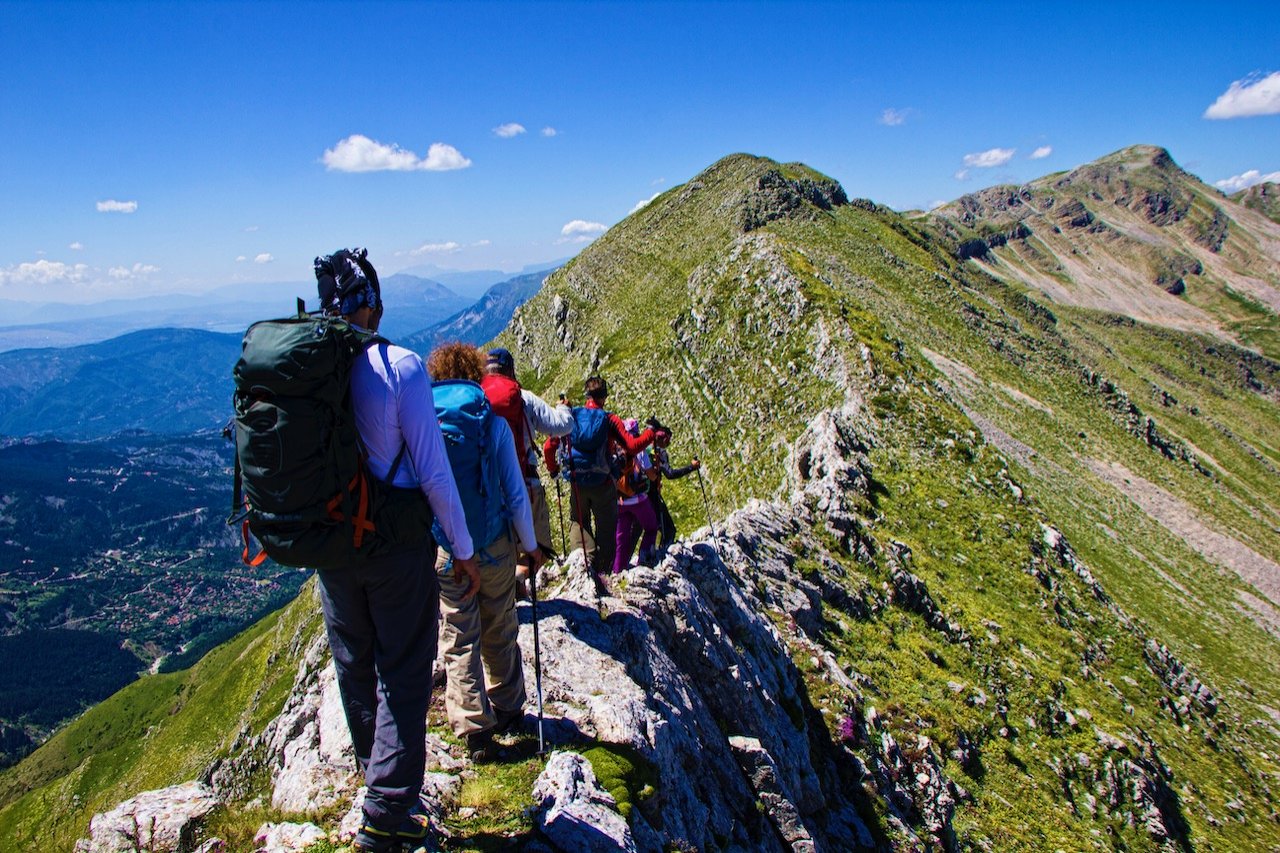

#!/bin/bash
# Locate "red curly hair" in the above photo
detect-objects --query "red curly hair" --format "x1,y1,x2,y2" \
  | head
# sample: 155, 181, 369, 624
427, 342, 486, 383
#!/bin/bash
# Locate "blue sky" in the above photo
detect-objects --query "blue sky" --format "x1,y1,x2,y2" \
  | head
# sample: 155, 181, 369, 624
2, 0, 1277, 303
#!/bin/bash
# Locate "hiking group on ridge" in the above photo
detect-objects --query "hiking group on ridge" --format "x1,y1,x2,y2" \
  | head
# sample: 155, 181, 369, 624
230, 248, 703, 852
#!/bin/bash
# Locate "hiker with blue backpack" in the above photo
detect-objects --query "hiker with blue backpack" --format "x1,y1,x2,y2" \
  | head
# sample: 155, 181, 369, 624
231, 249, 479, 853
543, 376, 669, 592
427, 342, 544, 763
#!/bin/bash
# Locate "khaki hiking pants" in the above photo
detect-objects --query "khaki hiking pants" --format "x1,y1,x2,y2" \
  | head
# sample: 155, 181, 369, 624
436, 533, 526, 737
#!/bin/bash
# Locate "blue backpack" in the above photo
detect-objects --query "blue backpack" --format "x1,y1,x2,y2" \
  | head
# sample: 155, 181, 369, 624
560, 406, 615, 486
431, 379, 510, 556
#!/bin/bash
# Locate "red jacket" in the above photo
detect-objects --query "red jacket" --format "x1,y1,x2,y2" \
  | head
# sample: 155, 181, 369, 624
480, 373, 534, 478
543, 398, 654, 476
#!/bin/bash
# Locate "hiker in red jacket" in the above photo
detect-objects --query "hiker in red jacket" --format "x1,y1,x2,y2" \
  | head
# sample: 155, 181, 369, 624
480, 348, 573, 591
543, 376, 667, 589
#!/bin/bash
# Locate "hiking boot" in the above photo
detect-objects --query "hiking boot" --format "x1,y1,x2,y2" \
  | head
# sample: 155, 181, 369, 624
354, 811, 433, 852
353, 821, 396, 851
492, 706, 525, 736
467, 729, 498, 763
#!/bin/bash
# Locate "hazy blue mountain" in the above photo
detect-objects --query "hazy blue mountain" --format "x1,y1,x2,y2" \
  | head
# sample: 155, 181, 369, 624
396, 258, 566, 299
0, 328, 241, 438
0, 273, 468, 352
401, 267, 555, 354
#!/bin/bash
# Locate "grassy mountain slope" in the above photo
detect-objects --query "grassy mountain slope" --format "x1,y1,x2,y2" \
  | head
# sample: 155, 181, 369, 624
494, 150, 1280, 847
929, 145, 1280, 359
1233, 181, 1280, 226
1, 149, 1277, 850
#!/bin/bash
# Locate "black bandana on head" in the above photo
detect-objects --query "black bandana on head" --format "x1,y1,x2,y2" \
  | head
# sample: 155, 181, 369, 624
314, 247, 380, 316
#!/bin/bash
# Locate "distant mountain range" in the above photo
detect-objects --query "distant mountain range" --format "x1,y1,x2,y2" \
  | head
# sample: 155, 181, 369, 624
0, 272, 471, 352
0, 268, 552, 440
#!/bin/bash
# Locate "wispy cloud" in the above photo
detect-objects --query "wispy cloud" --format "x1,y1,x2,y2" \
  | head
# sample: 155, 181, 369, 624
954, 169, 970, 181
243, 225, 259, 232
541, 127, 558, 137
0, 259, 90, 287
322, 134, 472, 172
558, 219, 607, 244
1204, 71, 1280, 119
630, 192, 662, 214
493, 122, 526, 138
69, 241, 84, 250
236, 255, 247, 262
471, 239, 491, 247
96, 199, 137, 213
879, 107, 912, 126
1215, 169, 1280, 192
254, 253, 274, 264
108, 263, 160, 280
410, 241, 462, 256
1030, 145, 1053, 160
963, 148, 1015, 168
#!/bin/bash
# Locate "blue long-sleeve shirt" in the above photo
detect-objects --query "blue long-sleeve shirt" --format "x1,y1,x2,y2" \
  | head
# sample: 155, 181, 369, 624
351, 342, 475, 560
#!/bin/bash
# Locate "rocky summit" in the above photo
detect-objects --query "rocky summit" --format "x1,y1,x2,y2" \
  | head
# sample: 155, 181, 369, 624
1, 147, 1278, 851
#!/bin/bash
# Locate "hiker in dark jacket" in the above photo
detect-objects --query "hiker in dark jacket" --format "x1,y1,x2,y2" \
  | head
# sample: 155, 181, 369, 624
312, 250, 479, 853
480, 347, 572, 592
428, 342, 544, 763
543, 376, 667, 588
650, 432, 701, 554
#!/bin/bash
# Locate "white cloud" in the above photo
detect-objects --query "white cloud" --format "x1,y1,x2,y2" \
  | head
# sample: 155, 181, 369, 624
0, 259, 90, 287
493, 122, 526, 138
420, 143, 471, 171
963, 148, 1015, 168
879, 107, 910, 126
1030, 145, 1053, 160
96, 199, 138, 213
68, 241, 84, 250
1204, 71, 1280, 119
561, 220, 607, 237
954, 169, 971, 181
236, 255, 247, 262
410, 241, 462, 256
107, 263, 160, 280
629, 192, 662, 214
541, 127, 558, 137
244, 225, 259, 232
322, 135, 472, 172
1215, 168, 1280, 192
471, 239, 491, 247
254, 253, 274, 264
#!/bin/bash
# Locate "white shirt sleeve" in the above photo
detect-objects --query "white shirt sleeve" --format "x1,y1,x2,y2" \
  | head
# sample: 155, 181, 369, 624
522, 389, 574, 437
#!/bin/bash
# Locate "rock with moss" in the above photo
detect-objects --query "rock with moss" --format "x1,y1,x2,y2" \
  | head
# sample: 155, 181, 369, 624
533, 751, 637, 852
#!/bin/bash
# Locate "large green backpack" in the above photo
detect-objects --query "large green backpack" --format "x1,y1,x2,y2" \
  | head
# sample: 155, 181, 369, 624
229, 311, 433, 569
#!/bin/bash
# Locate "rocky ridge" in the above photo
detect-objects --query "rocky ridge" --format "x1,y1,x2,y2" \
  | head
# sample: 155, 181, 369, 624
75, 389, 1257, 851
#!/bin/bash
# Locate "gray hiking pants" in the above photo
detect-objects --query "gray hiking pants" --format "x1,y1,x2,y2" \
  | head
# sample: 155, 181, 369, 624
569, 478, 618, 576
317, 541, 439, 832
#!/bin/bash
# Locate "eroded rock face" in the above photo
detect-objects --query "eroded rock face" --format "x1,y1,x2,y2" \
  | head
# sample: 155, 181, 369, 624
75, 781, 218, 853
252, 821, 326, 853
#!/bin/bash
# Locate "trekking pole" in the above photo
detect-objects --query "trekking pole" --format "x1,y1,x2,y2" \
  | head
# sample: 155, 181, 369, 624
695, 464, 717, 540
529, 567, 546, 755
555, 478, 567, 556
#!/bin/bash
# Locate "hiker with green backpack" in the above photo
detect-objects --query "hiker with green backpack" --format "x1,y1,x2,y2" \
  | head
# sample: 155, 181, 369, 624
427, 342, 545, 763
232, 248, 479, 853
